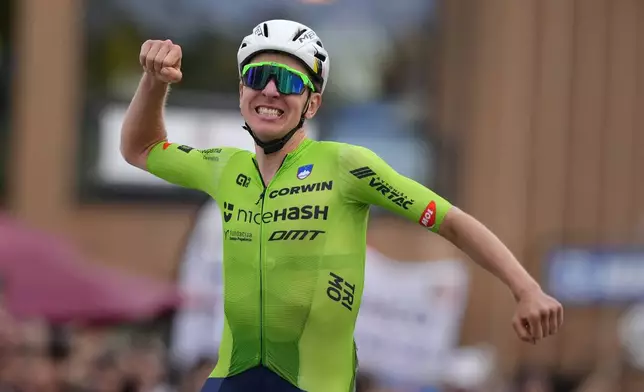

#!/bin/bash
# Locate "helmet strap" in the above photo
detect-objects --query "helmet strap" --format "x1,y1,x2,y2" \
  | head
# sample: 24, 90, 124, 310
243, 92, 312, 155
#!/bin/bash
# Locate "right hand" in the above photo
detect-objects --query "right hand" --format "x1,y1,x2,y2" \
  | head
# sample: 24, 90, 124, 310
140, 39, 183, 84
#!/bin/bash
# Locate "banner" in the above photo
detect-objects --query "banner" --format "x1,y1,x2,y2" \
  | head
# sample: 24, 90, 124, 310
547, 248, 644, 304
354, 247, 470, 385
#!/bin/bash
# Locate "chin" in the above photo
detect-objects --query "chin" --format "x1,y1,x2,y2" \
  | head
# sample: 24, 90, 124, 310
245, 116, 297, 140
247, 123, 289, 141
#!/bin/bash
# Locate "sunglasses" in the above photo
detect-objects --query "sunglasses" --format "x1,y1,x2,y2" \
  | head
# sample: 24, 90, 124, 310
241, 62, 316, 95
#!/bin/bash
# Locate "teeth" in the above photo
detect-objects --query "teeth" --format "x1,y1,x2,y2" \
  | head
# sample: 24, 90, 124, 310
257, 106, 283, 117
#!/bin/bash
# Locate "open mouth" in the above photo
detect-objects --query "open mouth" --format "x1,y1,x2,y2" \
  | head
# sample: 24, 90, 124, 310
255, 106, 284, 118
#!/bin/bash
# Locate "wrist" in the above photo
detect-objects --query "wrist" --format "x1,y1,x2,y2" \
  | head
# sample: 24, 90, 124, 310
512, 280, 542, 302
141, 72, 170, 92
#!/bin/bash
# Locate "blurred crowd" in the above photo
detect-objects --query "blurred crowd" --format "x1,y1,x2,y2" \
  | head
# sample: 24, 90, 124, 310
0, 316, 385, 392
0, 314, 608, 392
0, 318, 216, 392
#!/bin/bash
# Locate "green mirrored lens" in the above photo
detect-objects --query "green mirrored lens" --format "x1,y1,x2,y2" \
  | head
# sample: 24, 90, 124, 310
242, 62, 314, 94
275, 67, 305, 94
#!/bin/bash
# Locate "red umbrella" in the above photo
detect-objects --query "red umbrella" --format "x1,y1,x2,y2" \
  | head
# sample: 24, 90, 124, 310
0, 216, 183, 324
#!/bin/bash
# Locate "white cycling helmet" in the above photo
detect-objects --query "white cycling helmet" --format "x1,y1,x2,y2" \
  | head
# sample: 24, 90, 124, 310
237, 19, 331, 93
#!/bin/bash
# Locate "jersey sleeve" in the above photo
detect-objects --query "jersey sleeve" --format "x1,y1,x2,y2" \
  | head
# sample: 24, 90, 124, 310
146, 141, 240, 196
339, 144, 453, 233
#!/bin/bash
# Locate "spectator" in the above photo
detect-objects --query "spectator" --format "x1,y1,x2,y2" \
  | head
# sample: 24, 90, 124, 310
122, 338, 174, 392
90, 352, 126, 392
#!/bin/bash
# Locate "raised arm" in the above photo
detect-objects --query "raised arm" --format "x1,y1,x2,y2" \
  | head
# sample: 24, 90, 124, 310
120, 40, 236, 195
120, 39, 183, 170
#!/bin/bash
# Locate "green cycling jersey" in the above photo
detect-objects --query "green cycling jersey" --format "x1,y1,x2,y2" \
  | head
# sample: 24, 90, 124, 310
147, 138, 453, 392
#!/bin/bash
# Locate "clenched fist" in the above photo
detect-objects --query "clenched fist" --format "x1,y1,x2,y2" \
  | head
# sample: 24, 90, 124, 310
512, 288, 564, 344
140, 39, 183, 84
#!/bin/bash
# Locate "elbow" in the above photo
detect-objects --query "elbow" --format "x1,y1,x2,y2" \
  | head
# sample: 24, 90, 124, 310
119, 127, 133, 164
120, 147, 148, 171
438, 206, 467, 245
119, 134, 152, 170
119, 141, 138, 166
439, 207, 496, 254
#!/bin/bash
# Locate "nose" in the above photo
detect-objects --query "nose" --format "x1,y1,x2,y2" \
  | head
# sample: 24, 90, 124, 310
262, 79, 280, 97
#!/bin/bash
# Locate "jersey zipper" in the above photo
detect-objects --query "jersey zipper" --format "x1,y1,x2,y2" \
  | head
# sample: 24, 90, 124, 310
253, 155, 288, 366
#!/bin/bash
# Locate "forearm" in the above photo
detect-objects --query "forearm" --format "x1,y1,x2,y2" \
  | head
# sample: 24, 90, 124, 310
439, 207, 540, 300
120, 73, 170, 166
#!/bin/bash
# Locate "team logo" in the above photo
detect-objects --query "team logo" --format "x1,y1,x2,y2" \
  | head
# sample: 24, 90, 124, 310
297, 164, 313, 180
419, 201, 437, 228
349, 166, 376, 179
236, 173, 251, 188
224, 229, 252, 242
178, 145, 194, 153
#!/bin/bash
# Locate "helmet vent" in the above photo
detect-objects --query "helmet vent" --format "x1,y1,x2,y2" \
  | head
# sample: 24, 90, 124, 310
263, 23, 269, 37
314, 51, 327, 62
292, 28, 308, 41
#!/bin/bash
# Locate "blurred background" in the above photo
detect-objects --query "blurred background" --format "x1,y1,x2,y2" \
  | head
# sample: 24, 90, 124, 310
1, 0, 644, 391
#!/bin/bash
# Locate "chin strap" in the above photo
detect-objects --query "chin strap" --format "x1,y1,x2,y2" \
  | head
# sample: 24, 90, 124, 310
243, 117, 305, 155
243, 92, 311, 155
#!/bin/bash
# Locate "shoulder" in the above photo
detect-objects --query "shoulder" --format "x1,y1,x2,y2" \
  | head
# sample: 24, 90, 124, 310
321, 142, 382, 172
304, 141, 384, 177
150, 143, 248, 160
306, 141, 384, 186
194, 146, 253, 167
309, 140, 374, 160
198, 146, 250, 159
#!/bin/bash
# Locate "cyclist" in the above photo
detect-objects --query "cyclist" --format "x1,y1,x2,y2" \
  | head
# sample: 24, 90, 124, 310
121, 19, 563, 392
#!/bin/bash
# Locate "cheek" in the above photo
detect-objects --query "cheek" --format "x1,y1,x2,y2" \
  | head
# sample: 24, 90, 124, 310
285, 96, 307, 115
240, 88, 256, 107
239, 97, 252, 114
